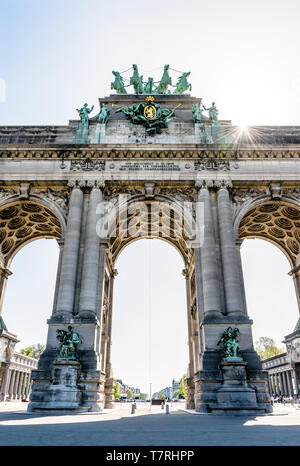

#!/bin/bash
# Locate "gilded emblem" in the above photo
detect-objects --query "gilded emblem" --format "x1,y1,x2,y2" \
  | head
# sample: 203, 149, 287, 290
144, 96, 156, 120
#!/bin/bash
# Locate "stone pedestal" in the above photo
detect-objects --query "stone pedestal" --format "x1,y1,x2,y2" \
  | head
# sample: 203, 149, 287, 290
209, 359, 266, 415
28, 360, 88, 412
104, 376, 115, 409
185, 376, 195, 409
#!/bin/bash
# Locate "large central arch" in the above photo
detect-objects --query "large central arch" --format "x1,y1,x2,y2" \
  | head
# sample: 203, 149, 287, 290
99, 192, 199, 408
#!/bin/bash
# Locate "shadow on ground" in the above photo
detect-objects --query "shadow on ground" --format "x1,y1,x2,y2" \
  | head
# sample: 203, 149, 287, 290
0, 407, 299, 446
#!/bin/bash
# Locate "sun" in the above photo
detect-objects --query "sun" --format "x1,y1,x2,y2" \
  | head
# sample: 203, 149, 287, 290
238, 123, 249, 132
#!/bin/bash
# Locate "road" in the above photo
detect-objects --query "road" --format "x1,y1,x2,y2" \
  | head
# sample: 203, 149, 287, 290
0, 401, 299, 446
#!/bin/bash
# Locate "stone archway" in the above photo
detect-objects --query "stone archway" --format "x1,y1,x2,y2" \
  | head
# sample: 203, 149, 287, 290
0, 198, 65, 315
26, 180, 274, 414
98, 193, 199, 409
236, 199, 300, 310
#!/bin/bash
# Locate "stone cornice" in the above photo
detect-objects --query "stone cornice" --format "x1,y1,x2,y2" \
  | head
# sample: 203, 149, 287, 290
0, 147, 300, 160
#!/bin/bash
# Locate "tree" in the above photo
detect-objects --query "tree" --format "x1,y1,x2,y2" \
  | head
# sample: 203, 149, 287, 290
157, 392, 167, 399
172, 389, 181, 399
179, 375, 187, 399
255, 337, 284, 360
20, 344, 45, 359
139, 393, 148, 400
126, 388, 133, 400
113, 381, 121, 400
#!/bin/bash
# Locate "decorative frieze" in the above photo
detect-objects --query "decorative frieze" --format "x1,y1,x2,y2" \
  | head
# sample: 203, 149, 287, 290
1, 148, 300, 160
70, 159, 105, 171
194, 160, 232, 171
31, 187, 69, 213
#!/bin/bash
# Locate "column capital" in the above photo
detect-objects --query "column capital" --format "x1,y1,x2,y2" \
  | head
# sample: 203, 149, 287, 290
215, 179, 233, 190
289, 264, 300, 277
195, 179, 215, 190
67, 179, 105, 190
235, 238, 244, 248
0, 266, 12, 280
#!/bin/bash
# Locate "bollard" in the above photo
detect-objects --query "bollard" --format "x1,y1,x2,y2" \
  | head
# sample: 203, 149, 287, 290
165, 404, 170, 414
131, 403, 136, 414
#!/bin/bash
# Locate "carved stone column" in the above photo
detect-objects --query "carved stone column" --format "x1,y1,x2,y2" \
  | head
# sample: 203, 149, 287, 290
217, 182, 244, 315
55, 182, 84, 316
0, 265, 12, 315
79, 182, 104, 317
183, 269, 196, 409
104, 269, 118, 409
289, 265, 300, 322
235, 239, 248, 315
51, 240, 64, 315
0, 368, 11, 401
196, 181, 222, 318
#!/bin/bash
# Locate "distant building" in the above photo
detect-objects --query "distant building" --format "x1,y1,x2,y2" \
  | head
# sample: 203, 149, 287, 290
153, 378, 182, 400
115, 379, 142, 399
0, 317, 38, 401
261, 321, 300, 397
172, 378, 180, 393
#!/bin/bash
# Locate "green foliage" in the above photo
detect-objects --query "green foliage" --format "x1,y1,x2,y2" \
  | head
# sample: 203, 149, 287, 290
157, 392, 167, 399
126, 388, 133, 400
179, 374, 187, 399
20, 344, 45, 359
113, 382, 121, 400
139, 393, 148, 400
172, 389, 181, 399
255, 337, 284, 360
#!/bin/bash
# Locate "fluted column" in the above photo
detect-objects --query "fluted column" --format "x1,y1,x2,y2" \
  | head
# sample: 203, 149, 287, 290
0, 266, 12, 315
288, 265, 300, 321
194, 247, 204, 322
217, 182, 244, 315
13, 371, 20, 399
0, 367, 11, 401
105, 269, 117, 377
235, 239, 248, 315
55, 182, 84, 315
25, 373, 31, 398
196, 181, 222, 317
51, 240, 64, 315
286, 371, 292, 396
104, 270, 117, 409
79, 182, 104, 317
16, 371, 22, 399
183, 269, 196, 379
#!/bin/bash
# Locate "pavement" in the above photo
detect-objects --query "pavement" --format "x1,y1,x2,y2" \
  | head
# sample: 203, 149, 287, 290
0, 401, 300, 446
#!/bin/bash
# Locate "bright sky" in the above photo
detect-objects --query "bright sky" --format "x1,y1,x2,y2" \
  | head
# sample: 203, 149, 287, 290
1, 0, 300, 395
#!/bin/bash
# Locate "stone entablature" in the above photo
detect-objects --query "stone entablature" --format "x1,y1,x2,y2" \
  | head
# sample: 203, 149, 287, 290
10, 352, 38, 372
1, 148, 300, 160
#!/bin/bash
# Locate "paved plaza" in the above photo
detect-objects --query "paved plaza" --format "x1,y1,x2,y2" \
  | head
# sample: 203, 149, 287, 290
0, 401, 300, 446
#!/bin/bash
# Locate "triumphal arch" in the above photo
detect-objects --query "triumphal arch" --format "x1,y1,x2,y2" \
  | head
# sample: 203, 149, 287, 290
0, 65, 300, 414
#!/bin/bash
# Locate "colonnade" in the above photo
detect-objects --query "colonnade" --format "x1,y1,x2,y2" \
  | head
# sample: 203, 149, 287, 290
268, 370, 297, 397
0, 353, 37, 401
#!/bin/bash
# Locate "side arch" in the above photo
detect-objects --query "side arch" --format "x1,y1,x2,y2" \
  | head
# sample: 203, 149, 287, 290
0, 197, 65, 269
234, 196, 300, 268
